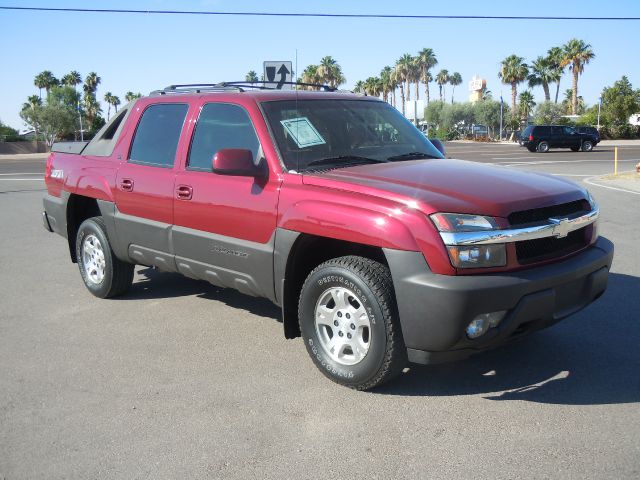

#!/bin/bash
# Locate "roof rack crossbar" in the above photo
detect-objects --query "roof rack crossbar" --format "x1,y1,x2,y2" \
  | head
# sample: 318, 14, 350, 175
149, 81, 338, 96
219, 81, 336, 91
149, 84, 244, 95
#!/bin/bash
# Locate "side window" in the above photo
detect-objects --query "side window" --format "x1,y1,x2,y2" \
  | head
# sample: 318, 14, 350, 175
129, 104, 188, 168
563, 126, 575, 135
551, 126, 563, 135
188, 103, 260, 172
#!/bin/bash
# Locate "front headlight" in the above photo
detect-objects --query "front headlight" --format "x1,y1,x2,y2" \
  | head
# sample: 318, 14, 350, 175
585, 190, 597, 210
430, 213, 506, 268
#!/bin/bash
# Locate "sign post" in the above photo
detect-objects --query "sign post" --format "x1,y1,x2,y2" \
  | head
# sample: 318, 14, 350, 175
263, 61, 293, 89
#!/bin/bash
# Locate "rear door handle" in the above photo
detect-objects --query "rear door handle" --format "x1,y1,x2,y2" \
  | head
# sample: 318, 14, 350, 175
176, 184, 193, 200
120, 178, 134, 192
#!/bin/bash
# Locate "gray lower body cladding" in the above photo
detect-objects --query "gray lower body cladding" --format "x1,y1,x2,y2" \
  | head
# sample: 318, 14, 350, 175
384, 237, 614, 364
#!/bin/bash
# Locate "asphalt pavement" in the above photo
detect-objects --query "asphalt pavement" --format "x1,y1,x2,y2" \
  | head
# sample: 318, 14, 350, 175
1, 146, 639, 479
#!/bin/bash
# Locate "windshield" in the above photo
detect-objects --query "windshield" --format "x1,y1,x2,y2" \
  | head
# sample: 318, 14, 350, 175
261, 99, 444, 172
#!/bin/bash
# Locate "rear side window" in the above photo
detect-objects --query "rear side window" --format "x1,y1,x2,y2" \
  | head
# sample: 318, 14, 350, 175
129, 104, 188, 168
534, 126, 550, 135
522, 126, 534, 136
551, 126, 563, 135
188, 103, 260, 171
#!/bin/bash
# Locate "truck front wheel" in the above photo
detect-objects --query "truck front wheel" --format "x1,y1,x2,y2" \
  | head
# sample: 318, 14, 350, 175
298, 256, 407, 390
76, 217, 134, 298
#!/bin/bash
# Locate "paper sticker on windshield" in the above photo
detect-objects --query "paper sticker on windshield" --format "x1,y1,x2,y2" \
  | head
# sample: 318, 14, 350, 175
280, 117, 326, 148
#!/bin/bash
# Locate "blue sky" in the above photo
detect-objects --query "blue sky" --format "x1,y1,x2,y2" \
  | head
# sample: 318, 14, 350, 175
1, 0, 639, 129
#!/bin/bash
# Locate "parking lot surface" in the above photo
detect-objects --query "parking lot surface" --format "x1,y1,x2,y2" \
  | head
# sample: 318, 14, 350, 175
1, 146, 639, 479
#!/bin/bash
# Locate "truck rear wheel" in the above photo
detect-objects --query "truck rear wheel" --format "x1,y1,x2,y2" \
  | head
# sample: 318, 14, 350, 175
76, 217, 134, 298
298, 256, 406, 390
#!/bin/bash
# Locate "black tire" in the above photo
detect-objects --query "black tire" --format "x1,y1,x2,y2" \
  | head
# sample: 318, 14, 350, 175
570, 146, 580, 152
582, 140, 593, 152
76, 217, 134, 298
537, 141, 550, 153
298, 256, 406, 390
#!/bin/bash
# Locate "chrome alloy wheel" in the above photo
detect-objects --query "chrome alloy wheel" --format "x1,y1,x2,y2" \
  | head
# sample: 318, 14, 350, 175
314, 287, 371, 365
81, 234, 106, 285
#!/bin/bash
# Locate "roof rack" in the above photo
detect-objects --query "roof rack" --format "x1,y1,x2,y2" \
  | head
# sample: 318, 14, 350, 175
149, 84, 244, 95
149, 81, 337, 96
218, 81, 337, 92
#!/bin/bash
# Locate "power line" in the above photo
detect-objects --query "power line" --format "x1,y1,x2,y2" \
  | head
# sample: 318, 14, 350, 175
0, 6, 638, 21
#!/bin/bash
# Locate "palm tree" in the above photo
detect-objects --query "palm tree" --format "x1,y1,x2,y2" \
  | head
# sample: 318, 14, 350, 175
300, 65, 321, 89
245, 70, 259, 84
62, 71, 82, 91
527, 56, 558, 102
104, 92, 114, 120
353, 80, 365, 94
84, 95, 102, 129
316, 56, 345, 89
395, 54, 413, 114
84, 72, 101, 93
498, 55, 528, 113
379, 66, 394, 104
34, 71, 58, 98
547, 47, 565, 104
518, 90, 536, 122
561, 88, 585, 115
364, 77, 382, 98
416, 48, 438, 104
449, 72, 462, 103
435, 69, 449, 102
112, 95, 121, 113
125, 91, 141, 102
560, 39, 595, 115
410, 57, 422, 101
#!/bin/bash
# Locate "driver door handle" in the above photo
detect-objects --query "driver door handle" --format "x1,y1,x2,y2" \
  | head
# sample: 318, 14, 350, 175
176, 185, 193, 200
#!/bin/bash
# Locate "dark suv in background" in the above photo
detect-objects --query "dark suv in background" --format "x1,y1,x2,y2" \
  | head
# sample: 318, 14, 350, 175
521, 125, 599, 153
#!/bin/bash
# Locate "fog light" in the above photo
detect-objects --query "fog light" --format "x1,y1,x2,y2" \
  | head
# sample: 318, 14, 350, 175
466, 311, 507, 339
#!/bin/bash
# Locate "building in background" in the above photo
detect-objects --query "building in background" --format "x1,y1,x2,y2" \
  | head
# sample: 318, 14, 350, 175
468, 75, 487, 103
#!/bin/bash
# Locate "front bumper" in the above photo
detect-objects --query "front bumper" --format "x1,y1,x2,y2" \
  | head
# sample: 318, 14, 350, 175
384, 237, 614, 364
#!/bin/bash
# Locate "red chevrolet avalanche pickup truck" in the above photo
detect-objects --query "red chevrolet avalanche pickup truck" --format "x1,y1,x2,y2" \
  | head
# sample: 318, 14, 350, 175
43, 84, 613, 390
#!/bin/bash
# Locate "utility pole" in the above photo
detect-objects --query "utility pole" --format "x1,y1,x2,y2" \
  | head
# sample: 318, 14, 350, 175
499, 94, 504, 141
77, 101, 84, 142
597, 96, 602, 130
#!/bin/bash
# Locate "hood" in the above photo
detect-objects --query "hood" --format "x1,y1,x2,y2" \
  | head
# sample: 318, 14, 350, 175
302, 159, 586, 218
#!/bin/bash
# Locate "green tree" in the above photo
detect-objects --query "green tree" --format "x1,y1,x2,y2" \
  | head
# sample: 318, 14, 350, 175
449, 72, 462, 104
560, 39, 595, 115
416, 48, 438, 104
61, 71, 82, 91
600, 76, 640, 126
379, 66, 394, 104
518, 90, 536, 122
534, 101, 565, 124
300, 65, 320, 89
395, 54, 413, 114
364, 77, 382, 97
316, 56, 345, 88
528, 56, 558, 102
499, 55, 528, 114
104, 92, 114, 120
245, 70, 259, 84
125, 91, 141, 102
111, 95, 121, 113
20, 90, 77, 146
435, 69, 449, 102
561, 88, 585, 115
353, 80, 365, 94
34, 70, 59, 99
547, 47, 565, 104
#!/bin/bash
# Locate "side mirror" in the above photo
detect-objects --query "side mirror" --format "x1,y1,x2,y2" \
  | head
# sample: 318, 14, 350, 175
213, 149, 265, 177
429, 138, 446, 156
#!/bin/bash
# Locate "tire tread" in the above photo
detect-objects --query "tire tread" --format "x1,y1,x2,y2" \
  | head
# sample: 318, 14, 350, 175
298, 255, 406, 390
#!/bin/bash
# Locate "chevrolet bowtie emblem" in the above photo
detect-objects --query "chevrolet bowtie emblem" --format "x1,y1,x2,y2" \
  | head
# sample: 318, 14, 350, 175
549, 217, 571, 238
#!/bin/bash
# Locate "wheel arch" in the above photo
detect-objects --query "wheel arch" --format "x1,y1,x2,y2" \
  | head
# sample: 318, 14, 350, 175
66, 195, 101, 262
276, 230, 391, 339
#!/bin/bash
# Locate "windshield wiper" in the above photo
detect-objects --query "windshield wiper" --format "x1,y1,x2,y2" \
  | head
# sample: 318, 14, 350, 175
387, 152, 439, 161
304, 155, 388, 169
